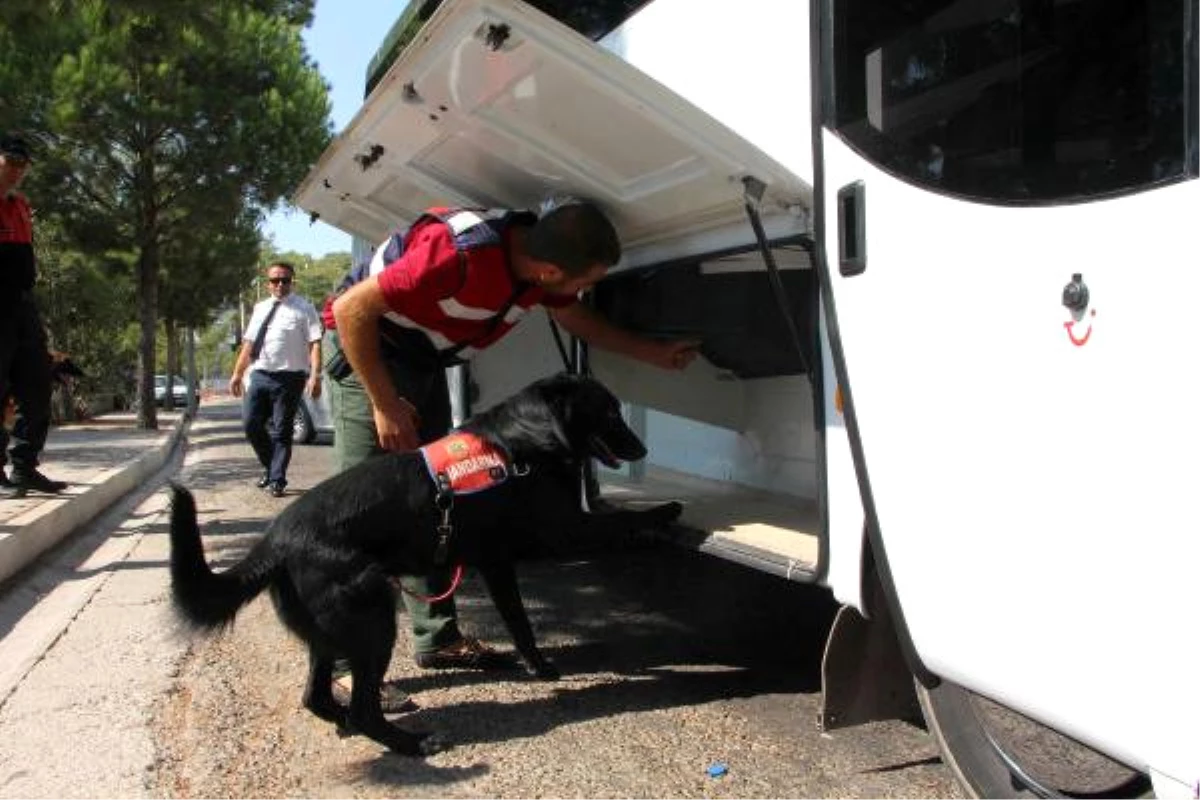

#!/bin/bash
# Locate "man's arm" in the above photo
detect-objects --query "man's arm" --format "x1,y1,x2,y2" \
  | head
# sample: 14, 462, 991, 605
304, 301, 323, 398
549, 302, 699, 370
305, 339, 322, 399
332, 276, 421, 451
229, 340, 254, 398
230, 304, 265, 397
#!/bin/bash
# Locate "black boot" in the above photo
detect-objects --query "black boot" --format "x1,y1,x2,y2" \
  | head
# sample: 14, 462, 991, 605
0, 469, 24, 499
10, 467, 67, 495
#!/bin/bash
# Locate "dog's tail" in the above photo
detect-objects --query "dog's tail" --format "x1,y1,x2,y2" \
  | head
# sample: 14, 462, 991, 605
168, 482, 277, 629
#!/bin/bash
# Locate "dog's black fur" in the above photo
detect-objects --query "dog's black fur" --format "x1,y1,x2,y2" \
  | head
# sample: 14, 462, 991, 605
168, 374, 682, 755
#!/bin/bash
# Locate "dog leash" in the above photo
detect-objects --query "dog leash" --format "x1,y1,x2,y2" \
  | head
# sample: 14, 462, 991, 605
397, 563, 464, 602
400, 445, 529, 604
396, 471, 463, 602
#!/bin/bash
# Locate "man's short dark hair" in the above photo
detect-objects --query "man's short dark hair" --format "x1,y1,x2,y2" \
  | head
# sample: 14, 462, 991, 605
525, 200, 621, 276
268, 261, 296, 275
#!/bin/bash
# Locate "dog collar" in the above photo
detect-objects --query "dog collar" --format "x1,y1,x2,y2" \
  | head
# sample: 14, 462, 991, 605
420, 431, 510, 495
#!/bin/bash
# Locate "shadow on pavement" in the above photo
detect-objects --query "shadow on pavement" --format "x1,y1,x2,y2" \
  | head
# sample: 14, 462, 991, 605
348, 546, 839, 785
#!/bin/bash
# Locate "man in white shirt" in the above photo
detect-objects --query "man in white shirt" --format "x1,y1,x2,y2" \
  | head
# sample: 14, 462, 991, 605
230, 261, 323, 497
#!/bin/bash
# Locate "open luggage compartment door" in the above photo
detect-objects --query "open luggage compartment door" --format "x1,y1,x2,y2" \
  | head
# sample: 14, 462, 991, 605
293, 0, 823, 580
293, 0, 810, 269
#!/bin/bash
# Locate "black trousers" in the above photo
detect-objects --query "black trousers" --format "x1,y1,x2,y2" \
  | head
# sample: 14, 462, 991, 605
0, 296, 52, 473
243, 369, 307, 486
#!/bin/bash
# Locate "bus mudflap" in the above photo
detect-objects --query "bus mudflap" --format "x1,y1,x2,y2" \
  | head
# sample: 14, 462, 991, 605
818, 587, 920, 731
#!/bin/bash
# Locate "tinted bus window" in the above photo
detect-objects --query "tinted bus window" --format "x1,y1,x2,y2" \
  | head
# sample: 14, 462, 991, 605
829, 0, 1198, 204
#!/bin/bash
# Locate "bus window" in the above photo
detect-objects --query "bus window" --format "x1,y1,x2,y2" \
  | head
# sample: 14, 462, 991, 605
828, 0, 1198, 204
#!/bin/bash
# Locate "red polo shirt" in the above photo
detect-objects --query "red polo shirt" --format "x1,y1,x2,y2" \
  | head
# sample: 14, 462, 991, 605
0, 191, 35, 292
323, 212, 575, 359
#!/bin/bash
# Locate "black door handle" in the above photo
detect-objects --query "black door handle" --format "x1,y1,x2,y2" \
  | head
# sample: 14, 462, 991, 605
838, 181, 866, 276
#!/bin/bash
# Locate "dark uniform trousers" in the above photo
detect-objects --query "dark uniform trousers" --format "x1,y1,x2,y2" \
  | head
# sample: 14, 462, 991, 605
0, 294, 52, 472
242, 369, 307, 486
322, 328, 460, 655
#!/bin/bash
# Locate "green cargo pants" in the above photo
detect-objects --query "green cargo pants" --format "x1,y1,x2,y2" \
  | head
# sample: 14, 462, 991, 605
323, 329, 461, 655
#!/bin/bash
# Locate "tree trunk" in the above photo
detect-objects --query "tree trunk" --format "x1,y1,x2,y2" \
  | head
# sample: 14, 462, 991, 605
186, 326, 198, 413
164, 318, 178, 412
136, 241, 160, 430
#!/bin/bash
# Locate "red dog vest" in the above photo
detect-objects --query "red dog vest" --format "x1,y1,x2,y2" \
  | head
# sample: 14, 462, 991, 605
419, 432, 510, 494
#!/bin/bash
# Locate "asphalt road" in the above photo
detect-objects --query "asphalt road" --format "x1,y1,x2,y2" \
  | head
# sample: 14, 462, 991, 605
0, 399, 963, 798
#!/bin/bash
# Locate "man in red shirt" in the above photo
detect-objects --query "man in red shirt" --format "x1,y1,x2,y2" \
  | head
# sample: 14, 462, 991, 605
0, 134, 66, 499
322, 201, 697, 708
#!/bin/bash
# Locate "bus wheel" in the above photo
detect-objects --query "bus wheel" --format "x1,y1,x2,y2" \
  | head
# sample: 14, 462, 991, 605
916, 679, 1151, 798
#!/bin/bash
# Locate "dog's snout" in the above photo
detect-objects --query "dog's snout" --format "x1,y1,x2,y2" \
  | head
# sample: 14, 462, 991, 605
609, 420, 647, 461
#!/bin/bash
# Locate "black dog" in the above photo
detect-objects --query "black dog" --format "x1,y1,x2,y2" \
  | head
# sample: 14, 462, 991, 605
168, 374, 682, 755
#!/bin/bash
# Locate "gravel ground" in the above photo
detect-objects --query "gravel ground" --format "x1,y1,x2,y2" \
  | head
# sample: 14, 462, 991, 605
0, 401, 957, 798
148, 542, 958, 798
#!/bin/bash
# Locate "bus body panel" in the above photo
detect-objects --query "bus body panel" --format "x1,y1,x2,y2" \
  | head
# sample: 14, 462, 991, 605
597, 0, 814, 198
820, 131, 1200, 784
817, 303, 865, 610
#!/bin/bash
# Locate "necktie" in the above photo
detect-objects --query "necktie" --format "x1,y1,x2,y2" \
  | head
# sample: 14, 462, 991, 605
250, 300, 282, 361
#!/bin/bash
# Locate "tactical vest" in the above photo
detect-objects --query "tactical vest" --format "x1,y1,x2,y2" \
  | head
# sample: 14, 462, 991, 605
333, 208, 536, 370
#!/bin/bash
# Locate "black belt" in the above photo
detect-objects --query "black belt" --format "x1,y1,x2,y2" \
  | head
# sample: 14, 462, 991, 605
255, 369, 307, 376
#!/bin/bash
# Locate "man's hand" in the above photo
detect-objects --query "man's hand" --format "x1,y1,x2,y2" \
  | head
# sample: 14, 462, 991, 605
306, 374, 322, 399
373, 398, 421, 452
643, 339, 701, 371
334, 277, 425, 452
229, 373, 245, 398
550, 304, 701, 372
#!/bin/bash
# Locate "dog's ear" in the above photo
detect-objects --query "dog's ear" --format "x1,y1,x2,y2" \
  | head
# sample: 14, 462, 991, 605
483, 382, 571, 456
529, 383, 573, 451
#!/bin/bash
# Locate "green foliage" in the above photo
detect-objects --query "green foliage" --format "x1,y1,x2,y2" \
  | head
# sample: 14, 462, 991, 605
0, 2, 75, 136
160, 207, 262, 329
3, 0, 337, 422
33, 218, 140, 405
194, 312, 239, 383
5, 0, 333, 427
43, 2, 332, 246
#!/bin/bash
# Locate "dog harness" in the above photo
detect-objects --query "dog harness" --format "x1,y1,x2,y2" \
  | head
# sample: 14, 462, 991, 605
417, 431, 527, 568
396, 432, 522, 603
420, 431, 512, 496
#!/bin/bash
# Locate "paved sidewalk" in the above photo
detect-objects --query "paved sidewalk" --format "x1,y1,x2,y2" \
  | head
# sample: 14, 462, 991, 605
0, 410, 188, 585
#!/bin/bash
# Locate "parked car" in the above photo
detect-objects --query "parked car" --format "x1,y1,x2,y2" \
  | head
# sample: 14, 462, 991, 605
293, 385, 333, 444
154, 374, 199, 407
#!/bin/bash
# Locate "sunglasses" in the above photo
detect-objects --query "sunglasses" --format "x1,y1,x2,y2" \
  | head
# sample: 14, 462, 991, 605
267, 277, 293, 285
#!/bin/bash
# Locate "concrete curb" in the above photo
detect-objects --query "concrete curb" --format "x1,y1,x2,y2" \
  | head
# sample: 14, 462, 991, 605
0, 415, 190, 586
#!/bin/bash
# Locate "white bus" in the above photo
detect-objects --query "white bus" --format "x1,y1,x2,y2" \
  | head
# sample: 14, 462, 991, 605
295, 1, 1199, 796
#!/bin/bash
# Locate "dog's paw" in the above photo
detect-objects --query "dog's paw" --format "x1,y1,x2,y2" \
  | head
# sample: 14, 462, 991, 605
646, 501, 684, 526
376, 726, 450, 756
418, 732, 452, 756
